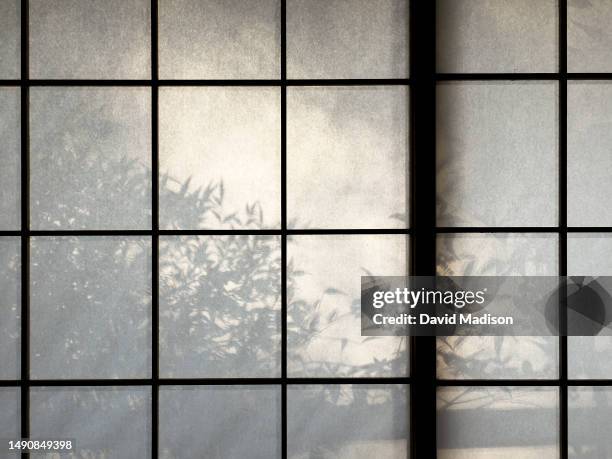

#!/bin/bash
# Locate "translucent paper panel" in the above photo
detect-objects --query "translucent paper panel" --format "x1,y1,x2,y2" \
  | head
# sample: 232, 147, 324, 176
437, 82, 558, 227
287, 87, 408, 229
159, 386, 281, 459
288, 385, 409, 459
437, 234, 559, 379
30, 237, 152, 379
0, 238, 19, 380
30, 88, 151, 230
287, 0, 408, 78
0, 388, 19, 440
569, 387, 612, 457
0, 0, 19, 78
568, 83, 612, 226
160, 236, 281, 378
287, 235, 408, 377
437, 387, 559, 459
29, 0, 150, 79
0, 88, 20, 230
568, 234, 612, 378
159, 0, 280, 79
568, 0, 612, 72
159, 87, 280, 229
30, 387, 151, 458
436, 0, 557, 73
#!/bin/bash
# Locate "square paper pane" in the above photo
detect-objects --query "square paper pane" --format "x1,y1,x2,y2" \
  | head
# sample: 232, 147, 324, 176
568, 83, 612, 226
159, 0, 280, 79
0, 0, 19, 78
159, 87, 280, 229
569, 387, 612, 457
568, 0, 612, 72
288, 87, 408, 229
0, 88, 20, 230
30, 387, 151, 458
160, 236, 281, 378
0, 388, 19, 441
0, 238, 20, 380
30, 237, 152, 379
159, 386, 281, 459
288, 385, 409, 459
568, 234, 612, 379
436, 0, 557, 73
287, 0, 408, 79
437, 234, 559, 379
287, 235, 408, 378
30, 88, 151, 230
438, 387, 559, 459
437, 82, 558, 227
29, 0, 150, 79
